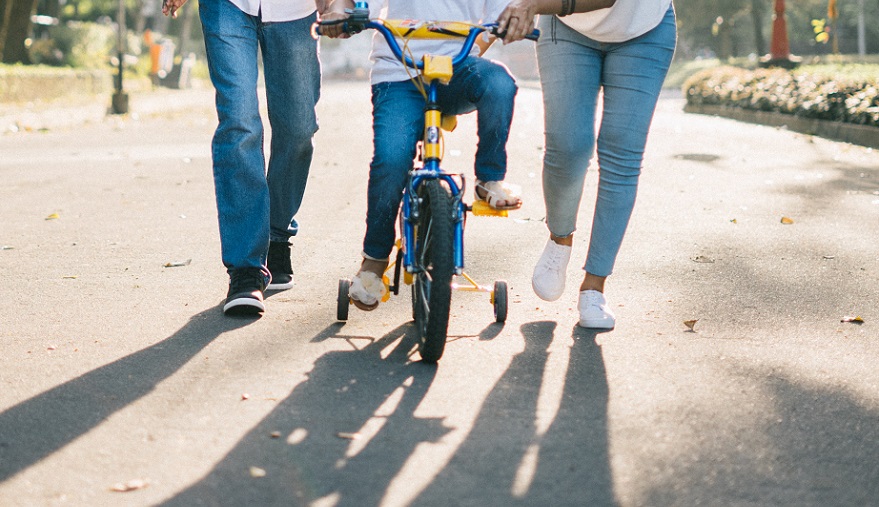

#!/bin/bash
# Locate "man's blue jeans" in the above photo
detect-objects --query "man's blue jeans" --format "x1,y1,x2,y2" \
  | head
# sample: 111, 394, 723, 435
199, 0, 320, 277
363, 57, 517, 260
536, 7, 676, 277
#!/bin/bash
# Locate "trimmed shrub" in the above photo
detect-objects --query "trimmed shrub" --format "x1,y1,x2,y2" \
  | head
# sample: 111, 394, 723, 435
684, 65, 879, 128
29, 21, 116, 69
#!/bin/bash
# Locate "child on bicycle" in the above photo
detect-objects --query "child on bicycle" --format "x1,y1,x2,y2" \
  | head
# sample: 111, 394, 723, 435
322, 0, 525, 311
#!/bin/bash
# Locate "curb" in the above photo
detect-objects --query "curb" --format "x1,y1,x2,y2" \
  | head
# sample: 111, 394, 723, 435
684, 104, 879, 150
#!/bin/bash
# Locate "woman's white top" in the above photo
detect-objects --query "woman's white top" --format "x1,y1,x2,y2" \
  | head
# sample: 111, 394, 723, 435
368, 0, 511, 84
228, 0, 315, 22
558, 0, 672, 43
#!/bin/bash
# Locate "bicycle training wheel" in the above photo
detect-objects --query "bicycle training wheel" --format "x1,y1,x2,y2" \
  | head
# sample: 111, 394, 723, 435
337, 278, 351, 321
493, 280, 508, 323
411, 179, 455, 363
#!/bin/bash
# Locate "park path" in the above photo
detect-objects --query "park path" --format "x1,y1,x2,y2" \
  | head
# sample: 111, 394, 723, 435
1, 81, 878, 506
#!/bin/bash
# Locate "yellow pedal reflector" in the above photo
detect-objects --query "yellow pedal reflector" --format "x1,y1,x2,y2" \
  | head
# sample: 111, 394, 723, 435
471, 199, 509, 217
423, 55, 453, 84
404, 272, 413, 285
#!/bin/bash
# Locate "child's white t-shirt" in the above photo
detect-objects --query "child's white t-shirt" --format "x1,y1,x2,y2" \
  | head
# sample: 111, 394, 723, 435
557, 0, 672, 43
367, 0, 511, 84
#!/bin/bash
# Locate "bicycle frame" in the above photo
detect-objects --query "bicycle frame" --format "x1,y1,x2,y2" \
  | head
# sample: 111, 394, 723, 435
317, 7, 539, 277
351, 19, 490, 276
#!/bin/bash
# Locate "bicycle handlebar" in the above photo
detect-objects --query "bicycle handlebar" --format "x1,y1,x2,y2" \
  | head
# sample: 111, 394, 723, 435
314, 17, 539, 72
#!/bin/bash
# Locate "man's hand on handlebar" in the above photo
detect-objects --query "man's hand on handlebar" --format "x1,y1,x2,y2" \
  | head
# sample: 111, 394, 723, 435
318, 0, 354, 38
318, 12, 352, 38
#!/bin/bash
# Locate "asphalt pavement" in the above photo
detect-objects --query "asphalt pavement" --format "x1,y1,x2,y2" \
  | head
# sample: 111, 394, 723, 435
1, 78, 878, 506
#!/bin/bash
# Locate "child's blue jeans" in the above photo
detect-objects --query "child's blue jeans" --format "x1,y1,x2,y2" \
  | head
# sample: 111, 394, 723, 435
362, 57, 517, 261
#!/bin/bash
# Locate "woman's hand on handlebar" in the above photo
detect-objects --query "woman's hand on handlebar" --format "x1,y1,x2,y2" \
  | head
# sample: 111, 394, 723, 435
496, 0, 538, 44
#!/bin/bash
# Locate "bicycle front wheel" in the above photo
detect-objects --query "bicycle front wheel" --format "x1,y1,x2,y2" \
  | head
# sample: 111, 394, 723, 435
411, 179, 455, 363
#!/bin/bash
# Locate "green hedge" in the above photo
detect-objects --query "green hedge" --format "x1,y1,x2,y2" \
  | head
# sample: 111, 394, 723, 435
683, 65, 879, 128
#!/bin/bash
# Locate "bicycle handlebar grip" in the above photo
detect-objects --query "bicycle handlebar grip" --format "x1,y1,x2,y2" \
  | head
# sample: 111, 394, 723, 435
488, 25, 540, 42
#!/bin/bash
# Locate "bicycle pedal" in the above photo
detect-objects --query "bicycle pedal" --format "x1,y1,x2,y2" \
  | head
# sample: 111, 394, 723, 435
470, 200, 509, 217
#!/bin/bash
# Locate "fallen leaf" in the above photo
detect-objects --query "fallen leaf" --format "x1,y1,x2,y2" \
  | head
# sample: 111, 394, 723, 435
691, 255, 715, 264
684, 319, 699, 331
163, 259, 192, 268
841, 316, 864, 324
62, 275, 78, 279
249, 467, 267, 478
780, 216, 794, 224
336, 432, 361, 440
47, 345, 57, 351
823, 255, 836, 260
1, 246, 13, 250
729, 218, 737, 224
270, 431, 281, 439
45, 213, 59, 220
110, 479, 149, 492
241, 393, 250, 400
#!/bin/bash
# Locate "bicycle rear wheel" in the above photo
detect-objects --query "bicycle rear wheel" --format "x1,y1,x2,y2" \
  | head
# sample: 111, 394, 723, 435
411, 179, 455, 363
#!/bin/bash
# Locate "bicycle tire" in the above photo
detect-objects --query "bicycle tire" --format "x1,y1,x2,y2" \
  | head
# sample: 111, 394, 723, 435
411, 179, 455, 363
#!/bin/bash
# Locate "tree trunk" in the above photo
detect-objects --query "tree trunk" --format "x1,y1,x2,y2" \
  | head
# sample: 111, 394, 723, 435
0, 0, 15, 58
177, 0, 193, 57
751, 0, 766, 56
1, 0, 39, 64
42, 0, 60, 18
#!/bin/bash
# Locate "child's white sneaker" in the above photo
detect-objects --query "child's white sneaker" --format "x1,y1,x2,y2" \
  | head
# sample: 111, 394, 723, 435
531, 239, 572, 301
578, 290, 615, 329
349, 271, 386, 311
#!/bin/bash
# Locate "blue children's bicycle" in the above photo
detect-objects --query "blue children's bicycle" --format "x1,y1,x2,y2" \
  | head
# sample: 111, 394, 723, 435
317, 4, 538, 363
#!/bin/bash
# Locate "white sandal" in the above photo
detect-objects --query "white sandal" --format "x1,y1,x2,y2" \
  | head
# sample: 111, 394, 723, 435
475, 180, 523, 210
349, 271, 387, 311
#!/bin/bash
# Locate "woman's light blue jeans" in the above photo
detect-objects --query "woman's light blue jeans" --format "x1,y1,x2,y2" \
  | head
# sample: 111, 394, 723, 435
362, 57, 517, 260
537, 7, 676, 277
199, 0, 320, 275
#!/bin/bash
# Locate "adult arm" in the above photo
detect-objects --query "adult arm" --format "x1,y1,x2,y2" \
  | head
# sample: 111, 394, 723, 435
497, 0, 616, 43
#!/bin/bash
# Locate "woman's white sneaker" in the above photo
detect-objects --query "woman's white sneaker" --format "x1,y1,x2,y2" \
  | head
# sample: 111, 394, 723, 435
578, 290, 616, 329
531, 239, 572, 301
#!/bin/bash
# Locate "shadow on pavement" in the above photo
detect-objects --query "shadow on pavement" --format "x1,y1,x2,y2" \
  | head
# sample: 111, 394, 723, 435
161, 322, 444, 507
410, 321, 617, 507
641, 366, 879, 506
0, 306, 245, 483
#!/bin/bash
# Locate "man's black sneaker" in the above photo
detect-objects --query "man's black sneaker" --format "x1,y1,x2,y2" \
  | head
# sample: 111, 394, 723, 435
224, 268, 267, 316
267, 241, 294, 290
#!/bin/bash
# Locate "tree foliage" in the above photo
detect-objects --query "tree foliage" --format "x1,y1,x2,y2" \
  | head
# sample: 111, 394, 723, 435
673, 0, 878, 59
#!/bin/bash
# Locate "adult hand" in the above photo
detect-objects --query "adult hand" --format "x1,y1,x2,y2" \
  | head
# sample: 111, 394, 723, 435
161, 0, 188, 18
317, 11, 351, 39
496, 0, 538, 43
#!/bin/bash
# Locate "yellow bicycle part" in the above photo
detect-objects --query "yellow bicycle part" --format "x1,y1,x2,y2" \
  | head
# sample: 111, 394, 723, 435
382, 20, 478, 40
441, 114, 457, 132
470, 199, 509, 217
423, 54, 453, 84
